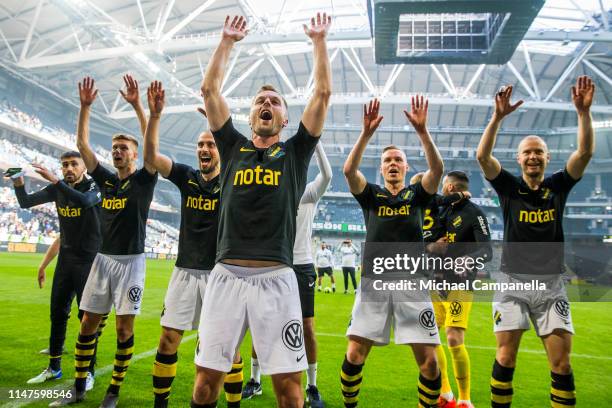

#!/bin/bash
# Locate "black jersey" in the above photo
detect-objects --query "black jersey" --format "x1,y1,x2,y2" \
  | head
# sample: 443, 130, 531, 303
441, 199, 492, 261
90, 164, 158, 255
213, 118, 318, 266
15, 176, 101, 259
354, 182, 432, 243
487, 167, 579, 274
166, 162, 220, 270
423, 193, 464, 243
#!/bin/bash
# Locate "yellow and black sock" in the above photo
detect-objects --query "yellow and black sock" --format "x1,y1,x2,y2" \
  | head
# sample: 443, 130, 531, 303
74, 333, 97, 392
152, 351, 178, 407
107, 335, 134, 396
97, 313, 109, 337
341, 355, 363, 408
550, 371, 575, 407
88, 313, 109, 377
449, 344, 470, 402
224, 358, 243, 407
491, 359, 514, 408
417, 372, 441, 408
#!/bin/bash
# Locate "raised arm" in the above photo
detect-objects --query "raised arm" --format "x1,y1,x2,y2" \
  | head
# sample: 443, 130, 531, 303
31, 163, 100, 208
567, 75, 595, 179
13, 176, 54, 208
144, 81, 172, 177
301, 12, 332, 137
77, 77, 99, 172
343, 99, 383, 195
477, 85, 523, 180
201, 16, 248, 131
404, 95, 443, 195
120, 74, 147, 137
302, 143, 333, 204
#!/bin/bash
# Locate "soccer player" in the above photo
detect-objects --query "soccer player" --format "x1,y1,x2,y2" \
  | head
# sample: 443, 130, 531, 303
476, 76, 595, 408
11, 153, 101, 388
315, 243, 335, 292
338, 239, 359, 294
143, 82, 243, 408
341, 97, 444, 408
51, 75, 158, 407
242, 143, 332, 407
429, 171, 492, 408
193, 12, 331, 408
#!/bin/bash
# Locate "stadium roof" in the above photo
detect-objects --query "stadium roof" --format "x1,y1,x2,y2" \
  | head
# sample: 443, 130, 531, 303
0, 0, 610, 164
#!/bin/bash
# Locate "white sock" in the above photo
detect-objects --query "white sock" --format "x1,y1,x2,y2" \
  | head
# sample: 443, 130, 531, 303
457, 400, 471, 407
332, 283, 336, 288
251, 358, 261, 383
307, 363, 317, 387
441, 391, 454, 401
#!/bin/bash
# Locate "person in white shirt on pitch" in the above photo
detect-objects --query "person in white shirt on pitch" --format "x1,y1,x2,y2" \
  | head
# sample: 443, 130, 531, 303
339, 239, 359, 294
315, 243, 336, 292
243, 143, 332, 408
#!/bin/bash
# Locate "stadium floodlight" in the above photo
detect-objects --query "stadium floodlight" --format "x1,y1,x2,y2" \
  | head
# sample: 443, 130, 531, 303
369, 0, 546, 64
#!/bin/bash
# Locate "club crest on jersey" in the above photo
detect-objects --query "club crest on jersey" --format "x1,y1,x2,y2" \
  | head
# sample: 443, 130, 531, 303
452, 215, 463, 228
402, 189, 414, 201
541, 188, 552, 200
268, 145, 285, 158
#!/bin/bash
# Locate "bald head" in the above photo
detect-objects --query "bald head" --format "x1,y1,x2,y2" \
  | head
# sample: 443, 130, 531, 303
516, 135, 550, 178
518, 135, 548, 154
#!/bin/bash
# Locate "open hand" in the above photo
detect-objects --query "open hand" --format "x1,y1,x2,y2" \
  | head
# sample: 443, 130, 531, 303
222, 16, 248, 42
78, 77, 98, 107
571, 75, 595, 114
303, 12, 332, 41
494, 85, 523, 118
403, 94, 429, 133
119, 74, 141, 106
32, 163, 59, 184
362, 99, 383, 138
147, 81, 165, 116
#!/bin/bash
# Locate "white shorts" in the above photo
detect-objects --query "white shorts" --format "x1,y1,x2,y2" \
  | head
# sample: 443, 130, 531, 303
492, 274, 574, 337
346, 283, 440, 346
195, 263, 307, 375
160, 266, 209, 331
80, 253, 146, 316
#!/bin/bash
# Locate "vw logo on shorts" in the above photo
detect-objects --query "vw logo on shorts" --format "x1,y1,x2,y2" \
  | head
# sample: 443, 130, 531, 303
127, 286, 143, 304
419, 309, 436, 330
282, 320, 304, 351
449, 301, 463, 316
554, 300, 570, 318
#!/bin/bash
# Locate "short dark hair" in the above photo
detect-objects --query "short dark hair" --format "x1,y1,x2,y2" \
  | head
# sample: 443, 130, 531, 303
255, 84, 289, 111
446, 170, 469, 191
382, 145, 401, 154
112, 133, 139, 147
60, 151, 81, 160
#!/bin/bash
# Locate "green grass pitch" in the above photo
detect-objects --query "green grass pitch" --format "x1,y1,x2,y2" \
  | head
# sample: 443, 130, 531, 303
0, 253, 610, 407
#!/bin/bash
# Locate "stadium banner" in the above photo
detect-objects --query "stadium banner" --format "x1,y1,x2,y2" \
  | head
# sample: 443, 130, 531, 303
358, 242, 611, 302
313, 222, 366, 233
7, 242, 36, 253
